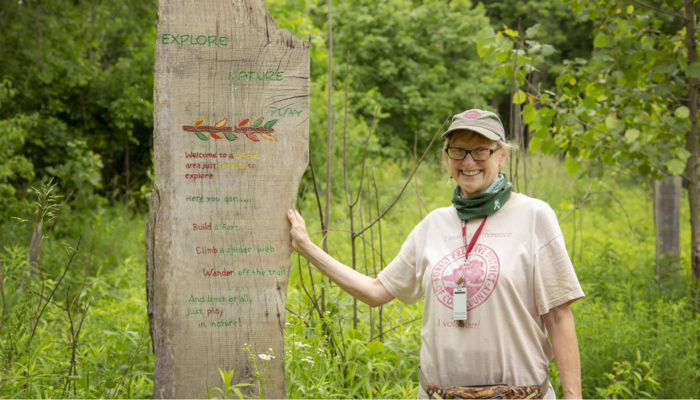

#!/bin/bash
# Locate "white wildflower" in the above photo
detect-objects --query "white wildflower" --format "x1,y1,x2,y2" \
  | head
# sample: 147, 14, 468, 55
258, 353, 275, 361
294, 341, 311, 348
301, 356, 314, 365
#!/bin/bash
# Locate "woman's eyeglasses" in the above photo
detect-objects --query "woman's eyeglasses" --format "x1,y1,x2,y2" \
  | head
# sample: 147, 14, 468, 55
445, 147, 500, 161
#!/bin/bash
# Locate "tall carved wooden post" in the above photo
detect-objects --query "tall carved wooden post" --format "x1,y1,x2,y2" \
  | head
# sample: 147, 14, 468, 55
146, 1, 309, 397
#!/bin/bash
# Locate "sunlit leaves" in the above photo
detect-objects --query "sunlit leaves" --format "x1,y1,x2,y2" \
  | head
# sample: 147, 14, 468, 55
512, 90, 527, 104
675, 106, 690, 119
594, 32, 611, 48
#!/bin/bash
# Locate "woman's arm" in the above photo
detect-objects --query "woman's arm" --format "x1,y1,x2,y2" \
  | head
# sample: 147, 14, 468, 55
543, 302, 582, 399
287, 209, 394, 307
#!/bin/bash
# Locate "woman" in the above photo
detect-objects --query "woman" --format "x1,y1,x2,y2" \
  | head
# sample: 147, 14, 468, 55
287, 109, 584, 399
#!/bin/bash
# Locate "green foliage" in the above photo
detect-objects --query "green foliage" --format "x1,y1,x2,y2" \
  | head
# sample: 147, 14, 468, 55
293, 0, 501, 150
0, 0, 156, 208
206, 368, 251, 400
595, 352, 660, 398
526, 1, 691, 180
0, 200, 153, 398
479, 0, 593, 62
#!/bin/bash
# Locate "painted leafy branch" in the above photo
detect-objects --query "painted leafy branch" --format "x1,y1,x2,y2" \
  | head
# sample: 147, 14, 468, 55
182, 118, 279, 142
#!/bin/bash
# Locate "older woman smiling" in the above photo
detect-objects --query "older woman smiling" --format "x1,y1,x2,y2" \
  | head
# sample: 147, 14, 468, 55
288, 108, 584, 399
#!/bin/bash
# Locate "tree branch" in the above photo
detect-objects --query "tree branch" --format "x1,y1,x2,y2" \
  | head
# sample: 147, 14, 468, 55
630, 0, 687, 21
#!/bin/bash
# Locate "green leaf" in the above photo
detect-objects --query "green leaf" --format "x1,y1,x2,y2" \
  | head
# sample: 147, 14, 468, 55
593, 32, 610, 48
688, 62, 700, 78
525, 24, 541, 37
666, 158, 686, 176
675, 106, 690, 119
565, 158, 581, 174
512, 90, 527, 104
675, 147, 691, 161
605, 114, 619, 130
625, 128, 640, 143
367, 340, 385, 356
504, 28, 519, 38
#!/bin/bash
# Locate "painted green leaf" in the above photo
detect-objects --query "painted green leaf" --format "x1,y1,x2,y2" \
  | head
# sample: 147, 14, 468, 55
263, 119, 278, 129
195, 132, 208, 141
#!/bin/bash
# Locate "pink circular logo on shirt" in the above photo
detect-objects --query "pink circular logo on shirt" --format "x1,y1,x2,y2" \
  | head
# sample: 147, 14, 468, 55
430, 244, 500, 311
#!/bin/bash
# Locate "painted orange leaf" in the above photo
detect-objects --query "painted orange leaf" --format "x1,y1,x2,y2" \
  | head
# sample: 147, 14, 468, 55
245, 133, 260, 142
194, 118, 205, 127
210, 132, 224, 139
260, 133, 278, 141
238, 118, 250, 127
215, 118, 227, 128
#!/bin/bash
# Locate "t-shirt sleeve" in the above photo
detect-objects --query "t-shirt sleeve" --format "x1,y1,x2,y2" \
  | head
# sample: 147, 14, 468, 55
533, 207, 584, 315
377, 229, 424, 304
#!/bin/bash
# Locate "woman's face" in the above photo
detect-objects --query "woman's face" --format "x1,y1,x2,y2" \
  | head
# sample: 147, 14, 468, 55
447, 131, 507, 197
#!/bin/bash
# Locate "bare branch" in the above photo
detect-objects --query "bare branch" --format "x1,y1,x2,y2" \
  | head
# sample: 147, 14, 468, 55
369, 317, 421, 342
355, 122, 445, 238
631, 0, 687, 21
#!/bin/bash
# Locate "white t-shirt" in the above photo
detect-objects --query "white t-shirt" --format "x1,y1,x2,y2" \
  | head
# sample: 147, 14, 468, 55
378, 192, 584, 397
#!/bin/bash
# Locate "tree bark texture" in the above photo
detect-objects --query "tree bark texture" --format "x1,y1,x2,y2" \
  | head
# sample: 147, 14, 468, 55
653, 175, 681, 286
146, 1, 309, 397
683, 0, 700, 289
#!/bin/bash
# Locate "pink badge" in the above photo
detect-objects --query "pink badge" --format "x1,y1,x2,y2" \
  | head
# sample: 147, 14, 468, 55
463, 110, 481, 119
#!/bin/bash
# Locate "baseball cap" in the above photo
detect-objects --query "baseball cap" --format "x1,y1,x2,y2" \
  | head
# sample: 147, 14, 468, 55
441, 109, 506, 142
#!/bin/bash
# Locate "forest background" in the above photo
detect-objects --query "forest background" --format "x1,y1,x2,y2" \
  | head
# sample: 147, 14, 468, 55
0, 0, 698, 398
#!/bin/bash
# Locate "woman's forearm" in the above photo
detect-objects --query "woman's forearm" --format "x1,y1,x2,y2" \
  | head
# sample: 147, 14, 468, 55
288, 209, 394, 307
544, 304, 582, 399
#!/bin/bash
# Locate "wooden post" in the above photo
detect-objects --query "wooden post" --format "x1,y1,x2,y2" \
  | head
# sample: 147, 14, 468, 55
146, 1, 309, 397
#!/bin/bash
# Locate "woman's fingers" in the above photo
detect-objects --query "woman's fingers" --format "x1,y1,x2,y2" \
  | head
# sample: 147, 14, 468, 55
287, 209, 309, 251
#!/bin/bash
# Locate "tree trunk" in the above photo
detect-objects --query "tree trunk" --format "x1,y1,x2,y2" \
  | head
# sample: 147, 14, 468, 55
683, 0, 700, 302
654, 175, 681, 287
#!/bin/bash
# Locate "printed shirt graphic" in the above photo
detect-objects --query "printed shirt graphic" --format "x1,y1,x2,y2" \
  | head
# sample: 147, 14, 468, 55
378, 193, 584, 397
431, 244, 500, 312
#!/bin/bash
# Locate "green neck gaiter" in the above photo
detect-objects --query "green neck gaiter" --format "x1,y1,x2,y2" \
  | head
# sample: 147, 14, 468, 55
451, 174, 513, 221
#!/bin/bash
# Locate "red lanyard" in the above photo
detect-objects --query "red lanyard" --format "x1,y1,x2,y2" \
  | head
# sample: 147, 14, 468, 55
462, 216, 488, 261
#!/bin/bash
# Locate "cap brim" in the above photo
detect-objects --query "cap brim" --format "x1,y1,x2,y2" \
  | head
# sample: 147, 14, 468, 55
441, 126, 501, 141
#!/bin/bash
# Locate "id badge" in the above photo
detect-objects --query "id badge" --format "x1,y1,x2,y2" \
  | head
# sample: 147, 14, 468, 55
453, 288, 467, 321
